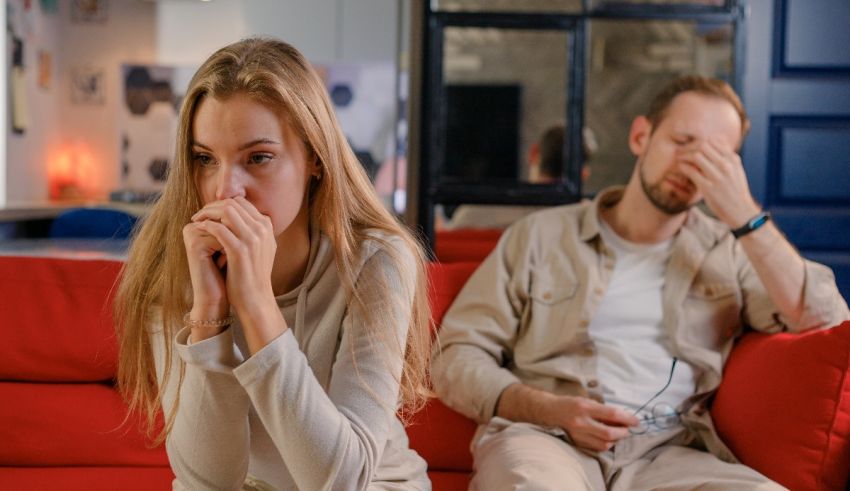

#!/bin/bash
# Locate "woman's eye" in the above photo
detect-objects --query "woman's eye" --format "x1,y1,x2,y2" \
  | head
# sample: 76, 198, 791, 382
193, 154, 214, 167
249, 153, 273, 165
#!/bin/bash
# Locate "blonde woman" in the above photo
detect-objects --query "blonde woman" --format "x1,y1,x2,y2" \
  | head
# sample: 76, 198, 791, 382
115, 38, 432, 490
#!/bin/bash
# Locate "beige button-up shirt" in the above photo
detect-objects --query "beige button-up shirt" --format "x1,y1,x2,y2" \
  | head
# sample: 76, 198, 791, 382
432, 187, 849, 461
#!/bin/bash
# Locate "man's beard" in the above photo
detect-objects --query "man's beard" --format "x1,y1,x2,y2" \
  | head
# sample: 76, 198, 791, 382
639, 159, 695, 215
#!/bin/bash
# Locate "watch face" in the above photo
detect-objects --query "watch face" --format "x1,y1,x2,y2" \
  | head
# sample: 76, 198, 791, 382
752, 213, 770, 228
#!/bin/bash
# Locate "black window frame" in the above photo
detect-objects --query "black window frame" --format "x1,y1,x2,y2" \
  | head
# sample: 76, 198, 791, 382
414, 0, 747, 251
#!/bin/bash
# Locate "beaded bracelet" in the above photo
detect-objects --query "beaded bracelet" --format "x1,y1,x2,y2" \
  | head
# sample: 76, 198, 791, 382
183, 312, 234, 329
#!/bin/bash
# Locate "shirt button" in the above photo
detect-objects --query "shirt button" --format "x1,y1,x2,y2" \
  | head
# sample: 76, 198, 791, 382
543, 292, 552, 300
579, 319, 589, 328
587, 379, 599, 388
594, 287, 604, 295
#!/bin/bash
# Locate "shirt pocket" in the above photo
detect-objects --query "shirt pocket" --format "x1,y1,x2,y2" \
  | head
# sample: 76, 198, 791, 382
520, 261, 583, 357
682, 280, 741, 350
530, 276, 578, 305
529, 262, 579, 305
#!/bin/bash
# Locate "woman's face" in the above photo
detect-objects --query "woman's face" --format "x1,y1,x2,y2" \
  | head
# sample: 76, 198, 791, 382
191, 93, 318, 237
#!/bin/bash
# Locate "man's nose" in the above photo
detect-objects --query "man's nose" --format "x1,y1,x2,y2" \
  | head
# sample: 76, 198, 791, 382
215, 164, 247, 201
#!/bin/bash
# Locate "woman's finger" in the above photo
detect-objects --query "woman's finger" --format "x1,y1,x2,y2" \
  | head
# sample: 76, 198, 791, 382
195, 200, 255, 241
197, 220, 241, 258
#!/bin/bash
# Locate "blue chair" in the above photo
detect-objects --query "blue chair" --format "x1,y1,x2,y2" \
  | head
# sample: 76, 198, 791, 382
48, 208, 138, 239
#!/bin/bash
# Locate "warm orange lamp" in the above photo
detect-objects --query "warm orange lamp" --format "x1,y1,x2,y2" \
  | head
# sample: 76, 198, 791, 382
47, 144, 100, 200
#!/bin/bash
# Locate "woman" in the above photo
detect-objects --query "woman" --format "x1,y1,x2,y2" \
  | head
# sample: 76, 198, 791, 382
115, 38, 432, 490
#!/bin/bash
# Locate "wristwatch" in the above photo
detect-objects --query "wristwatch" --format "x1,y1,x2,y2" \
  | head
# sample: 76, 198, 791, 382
731, 211, 771, 239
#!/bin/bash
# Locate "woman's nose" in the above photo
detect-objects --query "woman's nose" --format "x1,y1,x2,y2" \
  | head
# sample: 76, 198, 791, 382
215, 164, 247, 201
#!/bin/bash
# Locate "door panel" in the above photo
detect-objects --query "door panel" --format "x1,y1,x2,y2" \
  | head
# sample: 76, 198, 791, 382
745, 0, 850, 301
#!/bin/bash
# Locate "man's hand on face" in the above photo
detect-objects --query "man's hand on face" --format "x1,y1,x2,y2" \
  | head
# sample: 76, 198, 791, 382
677, 139, 762, 228
553, 395, 640, 452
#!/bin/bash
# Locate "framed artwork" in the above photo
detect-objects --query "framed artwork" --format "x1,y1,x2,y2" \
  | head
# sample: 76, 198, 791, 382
119, 64, 195, 193
11, 37, 29, 134
70, 66, 105, 105
71, 0, 107, 23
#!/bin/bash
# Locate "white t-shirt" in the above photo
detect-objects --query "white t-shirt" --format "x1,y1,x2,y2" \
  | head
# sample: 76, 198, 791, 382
589, 219, 699, 414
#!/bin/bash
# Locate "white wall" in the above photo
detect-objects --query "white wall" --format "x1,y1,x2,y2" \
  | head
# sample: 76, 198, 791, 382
3, 0, 400, 204
0, 1, 6, 206
156, 0, 398, 65
155, 0, 247, 66
54, 0, 156, 200
4, 0, 156, 203
4, 0, 61, 204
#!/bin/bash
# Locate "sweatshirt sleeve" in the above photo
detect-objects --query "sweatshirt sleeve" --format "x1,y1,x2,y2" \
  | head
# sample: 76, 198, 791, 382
150, 321, 252, 491
430, 224, 528, 423
232, 242, 416, 491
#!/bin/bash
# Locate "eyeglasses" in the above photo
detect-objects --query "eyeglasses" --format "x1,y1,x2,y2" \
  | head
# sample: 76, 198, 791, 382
629, 357, 683, 435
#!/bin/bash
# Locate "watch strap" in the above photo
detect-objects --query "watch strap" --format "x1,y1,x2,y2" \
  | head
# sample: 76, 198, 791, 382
731, 211, 771, 239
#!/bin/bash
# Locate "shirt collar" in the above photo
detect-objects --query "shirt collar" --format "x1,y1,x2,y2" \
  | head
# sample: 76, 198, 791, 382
578, 185, 725, 250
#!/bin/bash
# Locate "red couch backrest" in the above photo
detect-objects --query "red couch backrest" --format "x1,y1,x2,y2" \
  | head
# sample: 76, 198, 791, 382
0, 256, 124, 382
434, 229, 502, 263
0, 255, 483, 477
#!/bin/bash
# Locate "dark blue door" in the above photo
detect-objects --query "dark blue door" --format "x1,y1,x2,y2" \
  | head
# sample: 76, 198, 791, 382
743, 0, 850, 300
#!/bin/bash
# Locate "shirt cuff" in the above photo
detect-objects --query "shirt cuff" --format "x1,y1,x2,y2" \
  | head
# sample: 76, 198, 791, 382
174, 326, 245, 373
479, 368, 523, 421
792, 260, 850, 331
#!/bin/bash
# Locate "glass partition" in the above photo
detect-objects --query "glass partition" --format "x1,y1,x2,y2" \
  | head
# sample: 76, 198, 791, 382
440, 27, 570, 186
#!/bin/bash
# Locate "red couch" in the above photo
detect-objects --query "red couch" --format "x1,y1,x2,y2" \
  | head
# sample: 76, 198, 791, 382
0, 256, 174, 490
2, 252, 850, 491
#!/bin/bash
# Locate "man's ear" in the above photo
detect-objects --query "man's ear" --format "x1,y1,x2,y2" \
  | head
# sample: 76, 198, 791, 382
628, 115, 652, 156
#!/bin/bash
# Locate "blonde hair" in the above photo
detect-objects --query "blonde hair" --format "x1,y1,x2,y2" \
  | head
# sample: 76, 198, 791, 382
115, 38, 431, 443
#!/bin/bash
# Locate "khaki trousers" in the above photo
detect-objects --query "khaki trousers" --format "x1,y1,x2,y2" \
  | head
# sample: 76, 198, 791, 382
469, 417, 787, 491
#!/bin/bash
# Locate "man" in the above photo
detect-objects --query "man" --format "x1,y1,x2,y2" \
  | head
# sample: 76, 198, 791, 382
442, 124, 597, 230
431, 76, 849, 490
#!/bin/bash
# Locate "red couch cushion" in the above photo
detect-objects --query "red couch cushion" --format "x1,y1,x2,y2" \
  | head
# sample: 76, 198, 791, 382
0, 466, 174, 491
713, 320, 850, 491
0, 257, 123, 382
408, 399, 477, 472
409, 262, 481, 475
0, 382, 168, 467
427, 470, 472, 491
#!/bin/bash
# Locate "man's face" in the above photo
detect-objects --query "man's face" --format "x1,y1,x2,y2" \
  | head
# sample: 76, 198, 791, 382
629, 92, 743, 215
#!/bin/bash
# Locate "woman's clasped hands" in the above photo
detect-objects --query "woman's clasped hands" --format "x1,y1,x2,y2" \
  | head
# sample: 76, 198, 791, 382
182, 196, 279, 341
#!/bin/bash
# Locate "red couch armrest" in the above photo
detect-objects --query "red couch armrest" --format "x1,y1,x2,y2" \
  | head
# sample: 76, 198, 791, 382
713, 321, 850, 491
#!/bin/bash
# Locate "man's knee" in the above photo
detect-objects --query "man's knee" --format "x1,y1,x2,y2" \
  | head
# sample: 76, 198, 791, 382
471, 420, 600, 491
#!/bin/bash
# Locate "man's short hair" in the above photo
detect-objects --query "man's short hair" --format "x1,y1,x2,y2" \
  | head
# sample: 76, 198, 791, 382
646, 75, 751, 138
538, 125, 597, 179
538, 125, 565, 179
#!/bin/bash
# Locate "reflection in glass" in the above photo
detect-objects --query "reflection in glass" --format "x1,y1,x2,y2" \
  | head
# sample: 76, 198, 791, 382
436, 202, 548, 230
435, 0, 581, 13
441, 27, 569, 185
592, 0, 726, 7
583, 19, 734, 195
